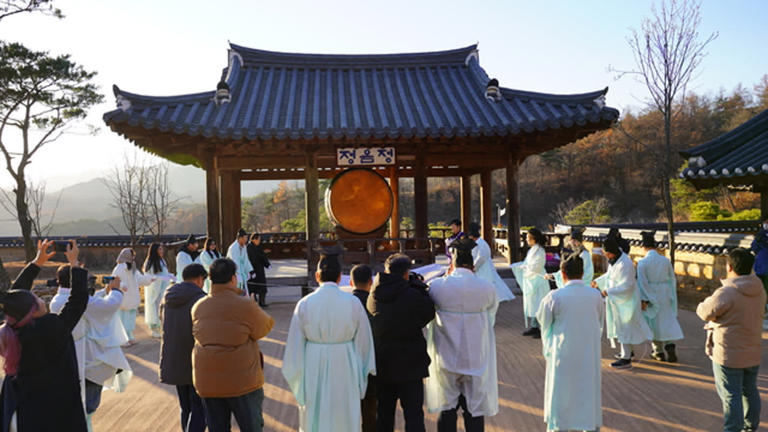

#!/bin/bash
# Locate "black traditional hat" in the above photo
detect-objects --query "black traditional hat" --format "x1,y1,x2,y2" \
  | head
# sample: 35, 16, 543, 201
185, 234, 198, 244
641, 231, 656, 248
467, 222, 481, 238
571, 229, 584, 242
449, 218, 462, 227
236, 228, 248, 238
603, 237, 621, 255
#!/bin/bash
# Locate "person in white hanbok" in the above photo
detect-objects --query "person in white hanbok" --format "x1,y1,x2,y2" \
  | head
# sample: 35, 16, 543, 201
199, 237, 222, 293
510, 228, 550, 338
636, 232, 683, 362
51, 267, 132, 431
467, 223, 515, 303
282, 254, 376, 432
143, 243, 175, 338
537, 254, 603, 432
227, 229, 253, 293
426, 238, 499, 432
112, 248, 155, 344
547, 231, 594, 288
592, 237, 652, 369
175, 234, 201, 281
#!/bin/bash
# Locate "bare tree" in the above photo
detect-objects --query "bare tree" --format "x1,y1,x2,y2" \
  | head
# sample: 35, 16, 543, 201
0, 0, 62, 22
103, 153, 151, 247
0, 180, 60, 238
143, 162, 179, 238
612, 0, 717, 264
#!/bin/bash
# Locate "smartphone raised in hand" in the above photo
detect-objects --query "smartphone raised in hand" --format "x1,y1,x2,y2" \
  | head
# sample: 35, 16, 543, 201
101, 276, 116, 284
54, 240, 72, 253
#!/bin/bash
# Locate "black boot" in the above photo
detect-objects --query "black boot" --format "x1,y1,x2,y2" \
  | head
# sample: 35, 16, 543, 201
259, 293, 269, 308
665, 343, 677, 363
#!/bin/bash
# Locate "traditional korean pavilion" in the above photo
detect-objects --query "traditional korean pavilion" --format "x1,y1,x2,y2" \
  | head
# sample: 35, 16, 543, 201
680, 109, 768, 219
104, 43, 619, 269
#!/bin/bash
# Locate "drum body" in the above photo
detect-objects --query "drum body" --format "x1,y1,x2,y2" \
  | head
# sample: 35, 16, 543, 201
325, 168, 394, 235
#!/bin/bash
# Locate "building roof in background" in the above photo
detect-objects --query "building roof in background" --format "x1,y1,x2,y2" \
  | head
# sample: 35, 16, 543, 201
680, 109, 768, 186
104, 43, 619, 142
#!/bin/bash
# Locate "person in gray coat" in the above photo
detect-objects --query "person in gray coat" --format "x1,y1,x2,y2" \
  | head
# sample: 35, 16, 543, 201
159, 264, 208, 432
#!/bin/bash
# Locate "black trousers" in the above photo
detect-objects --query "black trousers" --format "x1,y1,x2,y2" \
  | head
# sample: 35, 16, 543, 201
436, 394, 484, 432
361, 375, 377, 432
376, 378, 425, 432
176, 384, 206, 432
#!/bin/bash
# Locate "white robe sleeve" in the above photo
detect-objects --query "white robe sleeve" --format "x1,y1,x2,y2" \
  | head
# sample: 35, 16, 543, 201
473, 245, 488, 270
282, 302, 308, 406
353, 301, 376, 399
536, 293, 556, 357
604, 262, 634, 297
581, 249, 594, 283
524, 247, 546, 279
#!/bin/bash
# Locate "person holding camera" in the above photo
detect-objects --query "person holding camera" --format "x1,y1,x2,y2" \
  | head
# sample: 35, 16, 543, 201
112, 248, 155, 345
367, 253, 435, 432
50, 262, 127, 427
246, 233, 271, 307
0, 240, 88, 431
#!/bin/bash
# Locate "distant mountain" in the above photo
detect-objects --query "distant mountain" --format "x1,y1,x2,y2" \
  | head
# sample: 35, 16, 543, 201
0, 164, 290, 236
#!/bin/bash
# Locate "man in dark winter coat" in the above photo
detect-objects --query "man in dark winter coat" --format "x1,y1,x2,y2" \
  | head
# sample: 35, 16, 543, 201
159, 263, 208, 432
0, 239, 88, 432
367, 253, 435, 432
246, 233, 271, 307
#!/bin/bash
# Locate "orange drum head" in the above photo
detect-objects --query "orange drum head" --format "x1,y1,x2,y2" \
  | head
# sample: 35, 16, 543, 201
326, 168, 394, 235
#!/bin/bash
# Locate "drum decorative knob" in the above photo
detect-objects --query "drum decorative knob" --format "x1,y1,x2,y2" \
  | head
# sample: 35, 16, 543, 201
325, 168, 394, 235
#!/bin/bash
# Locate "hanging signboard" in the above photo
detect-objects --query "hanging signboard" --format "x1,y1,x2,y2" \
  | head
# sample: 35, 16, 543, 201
337, 147, 396, 166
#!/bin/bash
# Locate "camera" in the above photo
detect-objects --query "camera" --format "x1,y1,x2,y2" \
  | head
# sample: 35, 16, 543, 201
46, 278, 58, 287
101, 276, 116, 284
54, 240, 72, 253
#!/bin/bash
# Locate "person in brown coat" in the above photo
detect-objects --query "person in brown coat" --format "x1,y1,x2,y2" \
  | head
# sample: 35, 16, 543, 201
192, 257, 274, 432
696, 248, 766, 432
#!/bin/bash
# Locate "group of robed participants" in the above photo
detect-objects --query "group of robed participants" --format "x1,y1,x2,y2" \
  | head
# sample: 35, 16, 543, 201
0, 219, 764, 432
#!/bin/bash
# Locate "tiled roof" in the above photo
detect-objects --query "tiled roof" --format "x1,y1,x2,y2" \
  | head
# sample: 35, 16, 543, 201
680, 109, 768, 183
103, 43, 619, 141
0, 235, 205, 249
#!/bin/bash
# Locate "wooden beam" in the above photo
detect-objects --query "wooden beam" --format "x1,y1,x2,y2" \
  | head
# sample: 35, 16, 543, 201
414, 151, 428, 248
305, 151, 320, 286
506, 153, 521, 263
760, 182, 768, 221
461, 174, 472, 232
480, 169, 493, 243
231, 173, 242, 234
389, 166, 400, 239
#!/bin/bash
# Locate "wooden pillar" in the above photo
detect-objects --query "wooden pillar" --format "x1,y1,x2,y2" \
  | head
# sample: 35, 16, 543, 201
389, 166, 400, 239
305, 151, 320, 286
204, 154, 221, 243
460, 174, 472, 231
760, 182, 768, 221
506, 153, 521, 263
480, 169, 493, 242
219, 171, 236, 244
413, 153, 428, 248
231, 174, 242, 232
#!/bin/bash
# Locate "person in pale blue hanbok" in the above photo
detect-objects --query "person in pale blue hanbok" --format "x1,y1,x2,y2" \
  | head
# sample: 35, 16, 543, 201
510, 228, 550, 338
537, 253, 603, 432
467, 223, 515, 303
143, 243, 175, 338
226, 229, 253, 294
199, 237, 222, 293
175, 235, 201, 282
547, 231, 593, 289
282, 254, 376, 432
112, 248, 155, 344
636, 232, 684, 362
592, 237, 652, 369
426, 238, 499, 432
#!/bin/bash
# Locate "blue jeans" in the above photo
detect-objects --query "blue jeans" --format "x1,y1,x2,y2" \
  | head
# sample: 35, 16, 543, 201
85, 380, 102, 414
712, 361, 761, 431
202, 387, 264, 432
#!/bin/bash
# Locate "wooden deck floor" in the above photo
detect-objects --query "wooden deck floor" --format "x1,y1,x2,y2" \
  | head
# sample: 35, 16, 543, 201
92, 291, 768, 431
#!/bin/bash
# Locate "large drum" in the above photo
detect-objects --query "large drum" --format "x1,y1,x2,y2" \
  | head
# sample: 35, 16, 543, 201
325, 168, 394, 235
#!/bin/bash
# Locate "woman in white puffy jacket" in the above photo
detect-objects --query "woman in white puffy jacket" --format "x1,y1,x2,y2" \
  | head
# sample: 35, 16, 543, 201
112, 248, 154, 345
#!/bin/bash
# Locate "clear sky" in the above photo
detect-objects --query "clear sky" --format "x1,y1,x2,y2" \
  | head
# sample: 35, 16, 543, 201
1, 0, 766, 190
